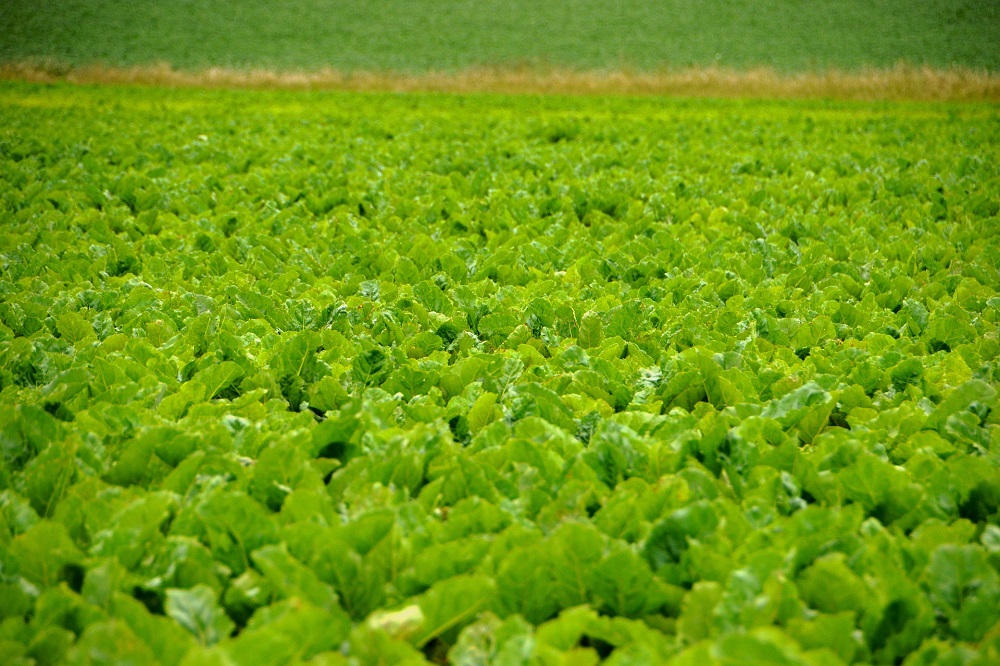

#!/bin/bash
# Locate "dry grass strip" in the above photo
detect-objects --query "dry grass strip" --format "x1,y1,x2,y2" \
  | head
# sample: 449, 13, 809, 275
2, 61, 999, 101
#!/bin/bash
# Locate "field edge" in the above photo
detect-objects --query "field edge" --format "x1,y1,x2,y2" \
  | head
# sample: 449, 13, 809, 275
2, 61, 999, 102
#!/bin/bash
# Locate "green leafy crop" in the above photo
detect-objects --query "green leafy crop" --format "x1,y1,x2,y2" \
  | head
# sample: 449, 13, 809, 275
0, 83, 998, 665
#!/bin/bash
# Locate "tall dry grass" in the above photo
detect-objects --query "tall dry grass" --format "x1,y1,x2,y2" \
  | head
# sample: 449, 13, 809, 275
2, 61, 998, 101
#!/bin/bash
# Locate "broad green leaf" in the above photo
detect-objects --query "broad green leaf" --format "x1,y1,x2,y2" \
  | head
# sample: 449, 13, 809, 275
712, 630, 806, 666
190, 490, 280, 575
56, 312, 97, 345
165, 585, 234, 646
8, 520, 84, 587
65, 620, 155, 666
192, 361, 244, 399
923, 379, 995, 433
678, 582, 723, 645
23, 439, 77, 516
226, 598, 351, 665
352, 347, 388, 387
578, 311, 604, 349
158, 381, 208, 420
587, 547, 671, 617
467, 391, 499, 432
761, 382, 830, 429
251, 543, 342, 614
797, 554, 869, 615
448, 612, 535, 666
111, 593, 197, 666
413, 575, 498, 647
786, 612, 859, 664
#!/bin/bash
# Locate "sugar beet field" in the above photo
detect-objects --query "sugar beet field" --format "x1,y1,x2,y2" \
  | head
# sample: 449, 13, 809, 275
1, 84, 999, 665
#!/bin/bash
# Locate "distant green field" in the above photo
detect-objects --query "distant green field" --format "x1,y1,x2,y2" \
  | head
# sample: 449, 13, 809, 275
2, 0, 999, 72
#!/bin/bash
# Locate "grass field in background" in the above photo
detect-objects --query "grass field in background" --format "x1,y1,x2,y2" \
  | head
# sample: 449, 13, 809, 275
2, 0, 999, 73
